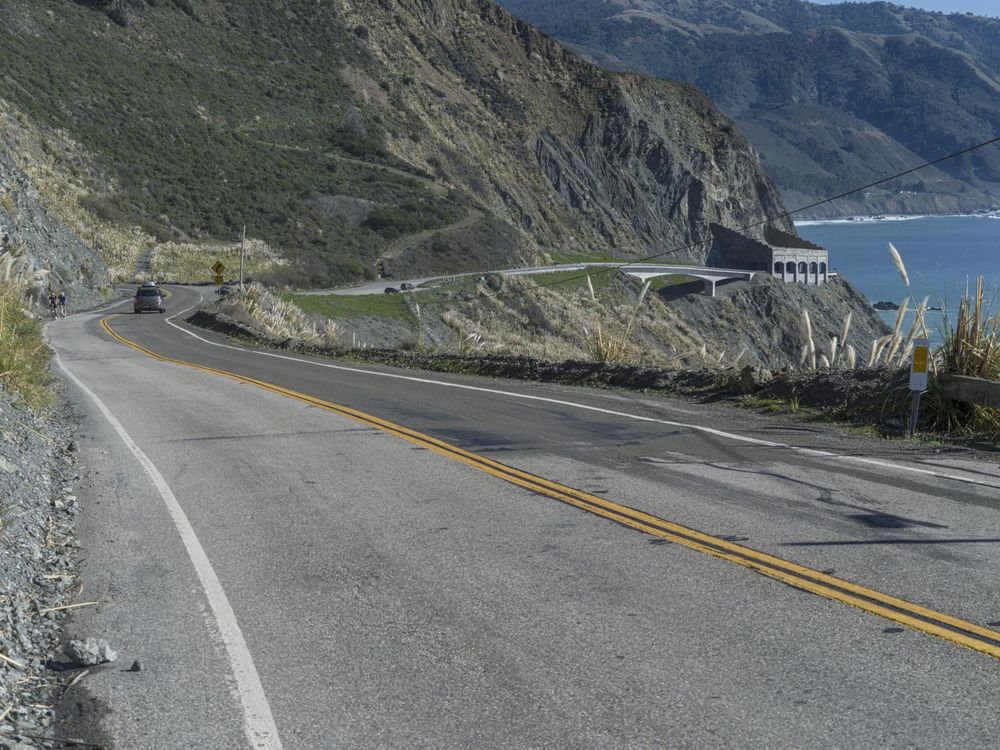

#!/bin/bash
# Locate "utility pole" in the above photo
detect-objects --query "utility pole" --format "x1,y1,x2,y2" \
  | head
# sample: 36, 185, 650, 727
239, 225, 246, 290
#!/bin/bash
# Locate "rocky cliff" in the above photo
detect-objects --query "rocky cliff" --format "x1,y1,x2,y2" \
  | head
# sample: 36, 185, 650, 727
0, 144, 108, 311
500, 0, 1000, 218
342, 0, 794, 268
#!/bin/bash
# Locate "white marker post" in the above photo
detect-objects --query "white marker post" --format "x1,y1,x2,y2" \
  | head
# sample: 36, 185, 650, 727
908, 338, 930, 437
239, 224, 246, 290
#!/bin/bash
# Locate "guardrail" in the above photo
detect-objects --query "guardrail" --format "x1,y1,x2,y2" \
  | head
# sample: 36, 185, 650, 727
938, 374, 1000, 408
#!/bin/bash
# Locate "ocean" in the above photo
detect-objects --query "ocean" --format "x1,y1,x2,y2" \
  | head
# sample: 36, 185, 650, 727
795, 215, 1000, 344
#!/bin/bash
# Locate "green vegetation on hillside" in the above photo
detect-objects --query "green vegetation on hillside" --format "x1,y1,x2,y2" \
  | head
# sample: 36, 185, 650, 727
0, 1, 465, 285
281, 291, 418, 326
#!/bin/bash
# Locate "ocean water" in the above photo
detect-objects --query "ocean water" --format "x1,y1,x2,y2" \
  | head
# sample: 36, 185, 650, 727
795, 215, 1000, 343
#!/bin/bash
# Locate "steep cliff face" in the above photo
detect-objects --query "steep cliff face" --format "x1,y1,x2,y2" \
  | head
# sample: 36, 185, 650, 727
500, 0, 1000, 218
343, 0, 793, 266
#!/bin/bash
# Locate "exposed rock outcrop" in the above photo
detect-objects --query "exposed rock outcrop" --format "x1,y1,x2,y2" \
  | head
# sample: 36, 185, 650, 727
0, 148, 107, 310
341, 0, 795, 267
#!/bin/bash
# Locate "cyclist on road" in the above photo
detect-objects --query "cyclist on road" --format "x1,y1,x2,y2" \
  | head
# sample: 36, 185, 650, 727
48, 292, 57, 317
57, 291, 67, 318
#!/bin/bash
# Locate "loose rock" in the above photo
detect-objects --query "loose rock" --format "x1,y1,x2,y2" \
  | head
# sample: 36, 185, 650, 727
64, 638, 117, 666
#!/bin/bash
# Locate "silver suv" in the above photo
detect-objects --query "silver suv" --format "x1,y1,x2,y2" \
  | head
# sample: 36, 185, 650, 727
133, 286, 165, 314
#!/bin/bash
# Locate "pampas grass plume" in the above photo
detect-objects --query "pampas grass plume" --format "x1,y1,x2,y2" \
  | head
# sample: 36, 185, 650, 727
888, 242, 910, 289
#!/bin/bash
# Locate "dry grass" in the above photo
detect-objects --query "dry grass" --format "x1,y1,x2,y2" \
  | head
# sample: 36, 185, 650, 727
0, 98, 150, 281
919, 277, 1000, 436
582, 276, 651, 362
0, 284, 53, 412
217, 283, 339, 347
799, 308, 858, 371
0, 242, 48, 307
861, 245, 933, 369
432, 274, 758, 369
941, 277, 1000, 379
147, 239, 286, 283
877, 241, 998, 435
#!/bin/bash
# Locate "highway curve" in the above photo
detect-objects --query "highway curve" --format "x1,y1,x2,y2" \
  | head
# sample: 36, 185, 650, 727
49, 285, 1000, 749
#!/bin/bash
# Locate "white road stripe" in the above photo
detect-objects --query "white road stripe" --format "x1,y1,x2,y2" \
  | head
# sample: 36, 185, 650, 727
160, 293, 1000, 491
54, 350, 284, 750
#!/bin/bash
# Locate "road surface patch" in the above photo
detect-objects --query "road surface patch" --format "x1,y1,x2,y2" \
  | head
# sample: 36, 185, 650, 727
101, 316, 1000, 661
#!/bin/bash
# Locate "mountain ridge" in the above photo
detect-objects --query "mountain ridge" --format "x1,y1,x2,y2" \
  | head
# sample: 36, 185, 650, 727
499, 0, 1000, 218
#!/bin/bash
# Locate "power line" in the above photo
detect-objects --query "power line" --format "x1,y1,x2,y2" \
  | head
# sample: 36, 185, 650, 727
416, 133, 1000, 307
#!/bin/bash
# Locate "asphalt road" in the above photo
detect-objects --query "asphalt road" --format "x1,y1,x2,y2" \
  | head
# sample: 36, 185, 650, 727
48, 286, 1000, 749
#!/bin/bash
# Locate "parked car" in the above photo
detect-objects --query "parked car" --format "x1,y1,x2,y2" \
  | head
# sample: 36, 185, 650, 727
384, 286, 399, 294
399, 282, 415, 291
134, 286, 165, 314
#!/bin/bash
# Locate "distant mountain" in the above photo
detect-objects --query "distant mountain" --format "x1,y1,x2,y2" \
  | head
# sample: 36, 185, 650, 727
0, 0, 795, 287
499, 0, 1000, 218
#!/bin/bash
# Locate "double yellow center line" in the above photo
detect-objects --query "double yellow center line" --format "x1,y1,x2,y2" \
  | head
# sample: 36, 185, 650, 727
101, 316, 1000, 660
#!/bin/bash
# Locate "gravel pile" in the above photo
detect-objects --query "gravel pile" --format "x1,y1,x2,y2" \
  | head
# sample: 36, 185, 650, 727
0, 389, 81, 749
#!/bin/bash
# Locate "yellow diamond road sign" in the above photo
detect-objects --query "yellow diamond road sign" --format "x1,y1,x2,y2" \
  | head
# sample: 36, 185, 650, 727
211, 260, 226, 276
909, 338, 930, 391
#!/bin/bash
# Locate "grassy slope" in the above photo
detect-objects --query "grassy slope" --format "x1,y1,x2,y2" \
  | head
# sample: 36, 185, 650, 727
282, 291, 418, 326
0, 1, 465, 286
0, 286, 52, 411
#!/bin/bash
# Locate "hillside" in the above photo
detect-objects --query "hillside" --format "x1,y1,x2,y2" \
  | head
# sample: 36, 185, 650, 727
0, 0, 795, 288
499, 0, 1000, 218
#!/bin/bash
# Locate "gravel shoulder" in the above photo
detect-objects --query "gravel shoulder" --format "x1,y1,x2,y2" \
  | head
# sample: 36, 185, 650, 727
0, 388, 83, 750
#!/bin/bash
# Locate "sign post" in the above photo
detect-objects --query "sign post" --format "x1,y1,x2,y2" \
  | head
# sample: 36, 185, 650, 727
239, 225, 246, 290
907, 338, 930, 437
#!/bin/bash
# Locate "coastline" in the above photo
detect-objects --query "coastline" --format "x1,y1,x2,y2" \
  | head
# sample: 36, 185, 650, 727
795, 210, 1000, 227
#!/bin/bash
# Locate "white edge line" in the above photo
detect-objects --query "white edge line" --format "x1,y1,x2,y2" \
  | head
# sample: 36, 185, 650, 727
54, 348, 283, 750
159, 291, 1000, 491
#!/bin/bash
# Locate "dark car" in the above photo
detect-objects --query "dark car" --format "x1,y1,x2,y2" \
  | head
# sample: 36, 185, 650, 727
134, 286, 165, 314
383, 287, 399, 294
399, 282, 415, 291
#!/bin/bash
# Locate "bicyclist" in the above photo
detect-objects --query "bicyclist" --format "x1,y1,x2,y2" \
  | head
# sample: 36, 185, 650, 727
48, 292, 57, 317
57, 291, 67, 318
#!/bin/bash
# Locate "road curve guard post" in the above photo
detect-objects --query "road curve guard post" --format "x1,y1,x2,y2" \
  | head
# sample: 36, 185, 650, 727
907, 338, 930, 437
